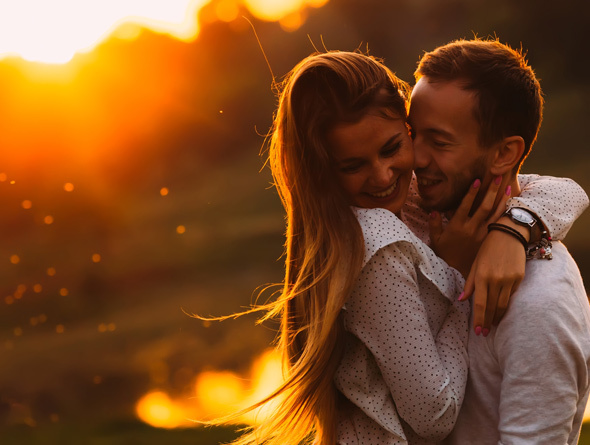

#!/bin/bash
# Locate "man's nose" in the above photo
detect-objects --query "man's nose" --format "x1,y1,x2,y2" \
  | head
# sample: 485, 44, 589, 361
413, 137, 430, 170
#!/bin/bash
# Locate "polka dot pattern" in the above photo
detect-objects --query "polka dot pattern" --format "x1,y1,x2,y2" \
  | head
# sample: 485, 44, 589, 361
335, 208, 469, 444
509, 174, 589, 238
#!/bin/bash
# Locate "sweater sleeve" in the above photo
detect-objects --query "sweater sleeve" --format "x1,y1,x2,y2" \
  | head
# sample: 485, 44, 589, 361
341, 242, 469, 440
513, 174, 589, 240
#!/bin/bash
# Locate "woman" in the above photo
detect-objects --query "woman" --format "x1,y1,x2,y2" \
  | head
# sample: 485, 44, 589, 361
221, 51, 574, 444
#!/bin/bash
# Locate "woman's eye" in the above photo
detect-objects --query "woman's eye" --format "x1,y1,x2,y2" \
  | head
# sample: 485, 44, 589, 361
340, 164, 362, 174
381, 141, 401, 157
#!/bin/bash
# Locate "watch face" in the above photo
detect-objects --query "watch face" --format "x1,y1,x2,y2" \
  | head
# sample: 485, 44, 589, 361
511, 208, 535, 224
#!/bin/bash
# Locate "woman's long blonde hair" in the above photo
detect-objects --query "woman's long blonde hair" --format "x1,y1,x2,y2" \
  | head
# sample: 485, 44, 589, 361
227, 51, 409, 445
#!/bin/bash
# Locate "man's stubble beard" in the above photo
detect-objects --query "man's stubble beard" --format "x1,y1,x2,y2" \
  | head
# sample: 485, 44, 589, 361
419, 156, 489, 213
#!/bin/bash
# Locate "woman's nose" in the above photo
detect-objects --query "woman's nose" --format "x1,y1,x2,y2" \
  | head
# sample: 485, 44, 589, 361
371, 161, 394, 186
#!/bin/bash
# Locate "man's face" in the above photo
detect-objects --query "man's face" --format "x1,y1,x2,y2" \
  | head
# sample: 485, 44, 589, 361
408, 78, 492, 212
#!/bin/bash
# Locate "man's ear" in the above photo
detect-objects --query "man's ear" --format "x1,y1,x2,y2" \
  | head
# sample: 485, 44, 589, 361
489, 136, 525, 175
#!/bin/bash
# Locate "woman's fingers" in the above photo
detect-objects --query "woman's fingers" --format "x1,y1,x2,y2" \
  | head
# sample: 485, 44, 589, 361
471, 175, 503, 224
492, 276, 522, 325
460, 265, 475, 302
471, 282, 488, 336
454, 178, 482, 220
487, 184, 513, 225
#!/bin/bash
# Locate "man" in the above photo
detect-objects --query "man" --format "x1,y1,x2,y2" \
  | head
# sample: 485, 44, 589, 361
407, 38, 590, 444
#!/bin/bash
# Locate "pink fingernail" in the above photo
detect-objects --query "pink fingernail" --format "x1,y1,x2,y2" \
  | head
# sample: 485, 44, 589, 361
495, 176, 502, 185
473, 179, 481, 188
482, 328, 490, 337
458, 291, 465, 301
475, 326, 482, 336
505, 185, 511, 196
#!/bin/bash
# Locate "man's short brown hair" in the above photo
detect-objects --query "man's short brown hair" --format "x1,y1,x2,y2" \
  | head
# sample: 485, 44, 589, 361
415, 38, 544, 171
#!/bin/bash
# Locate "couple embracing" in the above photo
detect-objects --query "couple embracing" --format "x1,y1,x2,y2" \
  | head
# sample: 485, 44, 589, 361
222, 38, 590, 444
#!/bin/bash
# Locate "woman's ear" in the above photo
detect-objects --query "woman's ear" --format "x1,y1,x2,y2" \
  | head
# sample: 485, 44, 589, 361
489, 136, 525, 175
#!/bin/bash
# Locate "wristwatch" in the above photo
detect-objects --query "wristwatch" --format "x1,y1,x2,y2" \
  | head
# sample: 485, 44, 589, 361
503, 207, 537, 228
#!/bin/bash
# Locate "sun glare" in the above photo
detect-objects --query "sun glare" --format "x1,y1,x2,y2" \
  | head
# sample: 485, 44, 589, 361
0, 0, 210, 64
0, 0, 331, 64
135, 348, 284, 428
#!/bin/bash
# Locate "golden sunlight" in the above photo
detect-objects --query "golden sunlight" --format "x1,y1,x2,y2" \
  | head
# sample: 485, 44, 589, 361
194, 370, 245, 418
0, 0, 210, 64
135, 348, 283, 428
136, 391, 188, 429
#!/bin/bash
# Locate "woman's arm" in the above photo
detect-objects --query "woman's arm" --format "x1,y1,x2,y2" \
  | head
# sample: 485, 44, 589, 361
464, 175, 588, 331
341, 243, 469, 440
515, 174, 589, 240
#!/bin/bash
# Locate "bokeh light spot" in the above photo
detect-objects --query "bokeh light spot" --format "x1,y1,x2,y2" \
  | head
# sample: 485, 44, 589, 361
64, 182, 74, 192
47, 267, 57, 276
33, 284, 43, 293
194, 370, 245, 417
92, 253, 102, 263
21, 200, 32, 209
0, 173, 6, 182
280, 11, 305, 31
14, 327, 23, 336
135, 391, 186, 429
176, 225, 186, 234
216, 0, 239, 22
56, 324, 65, 334
44, 215, 54, 224
10, 255, 20, 264
59, 288, 69, 296
5, 296, 14, 305
160, 187, 169, 196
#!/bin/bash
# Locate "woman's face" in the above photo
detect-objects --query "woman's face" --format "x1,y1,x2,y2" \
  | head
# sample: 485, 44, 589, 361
327, 111, 414, 215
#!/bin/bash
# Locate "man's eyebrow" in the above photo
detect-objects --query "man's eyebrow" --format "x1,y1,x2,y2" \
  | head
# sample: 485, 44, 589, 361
420, 127, 456, 140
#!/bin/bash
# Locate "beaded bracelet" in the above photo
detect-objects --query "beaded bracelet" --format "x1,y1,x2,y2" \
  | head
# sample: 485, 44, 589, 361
487, 222, 529, 252
526, 231, 553, 260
